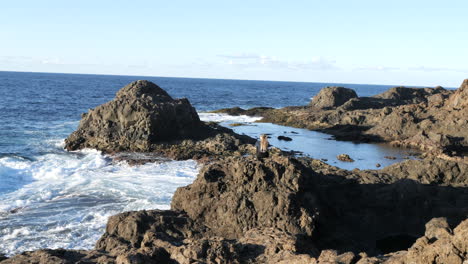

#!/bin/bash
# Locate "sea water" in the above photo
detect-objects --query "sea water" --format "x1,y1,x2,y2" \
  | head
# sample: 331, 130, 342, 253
0, 71, 422, 255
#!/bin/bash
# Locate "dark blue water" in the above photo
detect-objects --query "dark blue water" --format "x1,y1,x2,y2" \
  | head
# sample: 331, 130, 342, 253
0, 71, 416, 255
0, 71, 398, 158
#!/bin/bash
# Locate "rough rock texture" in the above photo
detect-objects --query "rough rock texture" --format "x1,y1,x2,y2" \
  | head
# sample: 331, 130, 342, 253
446, 79, 468, 109
172, 156, 468, 255
64, 80, 256, 161
2, 156, 467, 263
309, 86, 358, 109
65, 80, 203, 151
172, 156, 318, 239
357, 218, 468, 264
337, 154, 354, 162
216, 80, 467, 161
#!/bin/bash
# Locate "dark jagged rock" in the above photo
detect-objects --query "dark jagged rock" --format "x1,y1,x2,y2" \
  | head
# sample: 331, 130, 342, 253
229, 80, 467, 162
373, 86, 447, 104
358, 218, 468, 264
64, 80, 256, 161
277, 135, 293, 141
65, 80, 203, 152
337, 153, 354, 162
171, 156, 318, 239
94, 209, 317, 264
2, 156, 467, 263
309, 86, 358, 109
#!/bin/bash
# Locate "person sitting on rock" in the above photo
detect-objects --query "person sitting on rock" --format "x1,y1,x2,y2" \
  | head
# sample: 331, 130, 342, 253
256, 134, 269, 159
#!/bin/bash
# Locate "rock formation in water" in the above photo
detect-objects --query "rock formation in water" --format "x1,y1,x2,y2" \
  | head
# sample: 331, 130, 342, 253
64, 80, 256, 161
215, 79, 468, 162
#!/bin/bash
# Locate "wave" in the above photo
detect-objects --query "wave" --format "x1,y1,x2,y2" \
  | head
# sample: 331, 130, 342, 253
0, 148, 199, 256
198, 112, 262, 123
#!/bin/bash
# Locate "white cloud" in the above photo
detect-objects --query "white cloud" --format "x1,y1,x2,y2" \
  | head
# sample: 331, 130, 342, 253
217, 53, 338, 71
355, 66, 400, 71
409, 66, 466, 73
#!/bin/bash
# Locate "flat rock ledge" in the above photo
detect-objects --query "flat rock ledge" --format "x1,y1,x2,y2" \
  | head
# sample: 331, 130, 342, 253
215, 79, 468, 162
2, 156, 467, 263
64, 80, 256, 162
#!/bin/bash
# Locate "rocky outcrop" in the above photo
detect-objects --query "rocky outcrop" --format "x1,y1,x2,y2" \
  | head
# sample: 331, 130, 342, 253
2, 156, 467, 263
309, 86, 358, 109
373, 86, 447, 104
357, 218, 468, 264
216, 80, 467, 161
65, 80, 203, 152
171, 156, 318, 239
64, 80, 256, 161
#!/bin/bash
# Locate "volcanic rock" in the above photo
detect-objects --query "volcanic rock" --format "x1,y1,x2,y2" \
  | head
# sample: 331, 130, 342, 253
337, 154, 354, 162
230, 80, 467, 161
65, 80, 204, 152
171, 156, 318, 239
373, 86, 446, 104
64, 80, 256, 161
447, 79, 468, 109
309, 86, 358, 109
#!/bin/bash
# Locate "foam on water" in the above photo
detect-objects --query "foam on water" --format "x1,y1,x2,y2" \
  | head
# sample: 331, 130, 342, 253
199, 112, 263, 123
0, 145, 199, 256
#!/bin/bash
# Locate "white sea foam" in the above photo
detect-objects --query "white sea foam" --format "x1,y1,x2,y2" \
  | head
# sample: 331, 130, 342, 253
198, 112, 262, 123
0, 148, 199, 256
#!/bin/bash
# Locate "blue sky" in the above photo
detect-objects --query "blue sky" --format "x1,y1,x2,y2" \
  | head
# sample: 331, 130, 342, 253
1, 0, 467, 86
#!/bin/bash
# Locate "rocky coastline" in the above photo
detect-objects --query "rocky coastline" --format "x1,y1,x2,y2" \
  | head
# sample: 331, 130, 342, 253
2, 80, 467, 263
214, 80, 468, 163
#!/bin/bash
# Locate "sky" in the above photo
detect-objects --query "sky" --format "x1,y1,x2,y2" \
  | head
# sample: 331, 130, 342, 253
1, 0, 467, 87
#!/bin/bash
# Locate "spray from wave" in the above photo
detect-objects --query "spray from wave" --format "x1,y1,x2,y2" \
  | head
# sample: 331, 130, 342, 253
0, 145, 198, 256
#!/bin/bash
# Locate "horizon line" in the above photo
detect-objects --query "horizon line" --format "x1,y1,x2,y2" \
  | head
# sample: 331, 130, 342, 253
0, 69, 456, 89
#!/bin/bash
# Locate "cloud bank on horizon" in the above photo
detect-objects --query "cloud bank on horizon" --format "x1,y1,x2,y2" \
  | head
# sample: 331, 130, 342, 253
0, 0, 467, 87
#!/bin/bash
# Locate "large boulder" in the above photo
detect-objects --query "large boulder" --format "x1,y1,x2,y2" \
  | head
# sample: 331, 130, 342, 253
65, 80, 204, 152
171, 156, 318, 239
310, 86, 358, 109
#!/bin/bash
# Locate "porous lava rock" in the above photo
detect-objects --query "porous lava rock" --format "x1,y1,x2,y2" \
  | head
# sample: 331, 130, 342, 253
309, 86, 358, 109
219, 80, 467, 161
65, 80, 204, 152
171, 156, 318, 239
64, 80, 257, 161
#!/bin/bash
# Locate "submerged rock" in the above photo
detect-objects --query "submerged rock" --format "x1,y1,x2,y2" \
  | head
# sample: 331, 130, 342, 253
309, 86, 358, 109
277, 135, 293, 141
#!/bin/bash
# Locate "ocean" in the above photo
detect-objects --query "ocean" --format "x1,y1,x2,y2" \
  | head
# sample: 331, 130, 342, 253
0, 71, 420, 255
